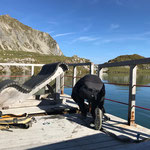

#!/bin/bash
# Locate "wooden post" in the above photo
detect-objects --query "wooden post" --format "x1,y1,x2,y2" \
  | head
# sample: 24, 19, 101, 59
60, 72, 64, 94
128, 65, 137, 126
90, 62, 94, 74
72, 66, 77, 87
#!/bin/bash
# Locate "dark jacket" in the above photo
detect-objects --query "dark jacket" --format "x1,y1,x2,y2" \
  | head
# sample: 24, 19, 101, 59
71, 74, 105, 103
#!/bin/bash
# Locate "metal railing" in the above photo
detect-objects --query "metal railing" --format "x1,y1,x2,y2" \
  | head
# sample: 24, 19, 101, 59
55, 62, 94, 94
0, 63, 44, 76
0, 62, 94, 99
62, 59, 150, 126
1, 60, 150, 126
98, 57, 150, 126
68, 62, 94, 87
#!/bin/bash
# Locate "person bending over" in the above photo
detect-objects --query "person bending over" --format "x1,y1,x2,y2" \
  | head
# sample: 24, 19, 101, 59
71, 74, 105, 130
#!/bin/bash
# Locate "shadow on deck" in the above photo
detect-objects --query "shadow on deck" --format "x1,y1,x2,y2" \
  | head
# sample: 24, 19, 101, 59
1, 94, 150, 150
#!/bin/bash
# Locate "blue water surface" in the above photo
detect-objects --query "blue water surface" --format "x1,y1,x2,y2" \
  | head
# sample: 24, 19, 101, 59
64, 83, 150, 129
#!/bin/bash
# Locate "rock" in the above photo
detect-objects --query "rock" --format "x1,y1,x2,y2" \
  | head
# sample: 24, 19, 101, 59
0, 15, 63, 56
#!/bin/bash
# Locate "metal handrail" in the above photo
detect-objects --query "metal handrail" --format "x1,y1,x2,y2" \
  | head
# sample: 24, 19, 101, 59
1, 59, 150, 126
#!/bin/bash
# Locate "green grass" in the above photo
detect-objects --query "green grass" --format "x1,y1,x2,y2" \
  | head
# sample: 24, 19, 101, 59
106, 54, 150, 73
0, 50, 90, 75
0, 50, 89, 63
106, 66, 150, 74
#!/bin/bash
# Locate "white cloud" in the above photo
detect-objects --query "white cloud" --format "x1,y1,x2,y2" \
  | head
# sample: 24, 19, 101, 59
72, 31, 150, 45
110, 24, 120, 30
94, 39, 114, 45
83, 24, 92, 32
53, 32, 74, 38
141, 31, 150, 36
94, 32, 150, 45
47, 31, 54, 34
73, 36, 100, 42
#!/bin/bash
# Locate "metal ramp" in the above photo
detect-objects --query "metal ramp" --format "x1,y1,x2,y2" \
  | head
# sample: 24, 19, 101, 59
0, 62, 68, 109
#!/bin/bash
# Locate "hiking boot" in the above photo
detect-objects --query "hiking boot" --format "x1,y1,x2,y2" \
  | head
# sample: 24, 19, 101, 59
94, 107, 102, 130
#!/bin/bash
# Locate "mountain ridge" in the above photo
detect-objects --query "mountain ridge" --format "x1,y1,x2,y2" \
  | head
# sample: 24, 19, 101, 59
106, 54, 150, 73
108, 54, 145, 63
0, 14, 63, 55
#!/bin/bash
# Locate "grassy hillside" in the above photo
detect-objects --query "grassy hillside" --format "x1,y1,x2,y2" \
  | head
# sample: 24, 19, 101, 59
108, 54, 145, 63
0, 50, 70, 64
107, 54, 150, 73
0, 50, 90, 75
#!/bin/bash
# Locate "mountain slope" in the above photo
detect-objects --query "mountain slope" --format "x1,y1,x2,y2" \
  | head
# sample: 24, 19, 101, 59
107, 54, 150, 73
0, 50, 90, 75
108, 54, 145, 63
0, 15, 63, 55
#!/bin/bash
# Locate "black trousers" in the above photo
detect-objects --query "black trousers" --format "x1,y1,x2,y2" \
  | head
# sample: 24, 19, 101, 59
72, 86, 105, 120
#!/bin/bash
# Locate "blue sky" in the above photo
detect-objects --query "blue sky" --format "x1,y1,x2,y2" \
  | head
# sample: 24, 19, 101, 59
0, 0, 150, 64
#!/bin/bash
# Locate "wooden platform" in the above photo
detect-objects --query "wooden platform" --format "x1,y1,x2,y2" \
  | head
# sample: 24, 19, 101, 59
0, 94, 150, 150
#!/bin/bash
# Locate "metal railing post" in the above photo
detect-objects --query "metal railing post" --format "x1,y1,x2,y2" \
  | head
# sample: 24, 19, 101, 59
72, 66, 77, 87
55, 75, 61, 100
128, 65, 137, 125
90, 62, 94, 74
60, 72, 64, 94
98, 67, 103, 80
31, 65, 34, 76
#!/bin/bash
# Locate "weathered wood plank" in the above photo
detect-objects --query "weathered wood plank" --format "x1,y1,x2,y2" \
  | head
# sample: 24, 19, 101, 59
1, 94, 150, 150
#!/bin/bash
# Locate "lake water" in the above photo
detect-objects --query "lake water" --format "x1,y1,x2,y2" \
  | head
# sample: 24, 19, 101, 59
0, 73, 150, 129
64, 73, 150, 129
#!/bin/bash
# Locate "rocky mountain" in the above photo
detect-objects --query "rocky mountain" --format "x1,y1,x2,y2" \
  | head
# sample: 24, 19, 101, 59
0, 15, 63, 56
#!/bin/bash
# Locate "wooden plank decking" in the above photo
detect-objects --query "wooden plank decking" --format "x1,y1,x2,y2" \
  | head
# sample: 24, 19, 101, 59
0, 94, 150, 150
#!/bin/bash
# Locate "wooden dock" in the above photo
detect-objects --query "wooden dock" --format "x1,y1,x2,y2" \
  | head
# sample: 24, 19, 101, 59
0, 94, 150, 150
